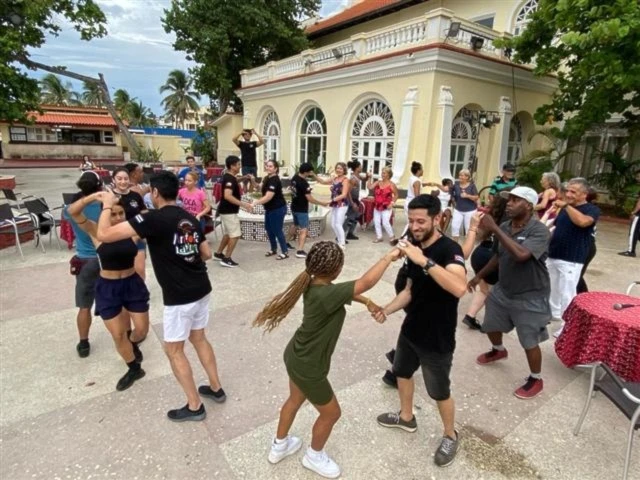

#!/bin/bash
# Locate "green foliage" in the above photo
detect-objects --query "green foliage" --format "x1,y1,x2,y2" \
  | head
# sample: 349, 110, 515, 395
133, 145, 163, 164
162, 0, 320, 113
589, 146, 640, 215
191, 126, 216, 166
159, 69, 201, 129
498, 0, 640, 138
39, 73, 81, 105
516, 129, 575, 188
1, 0, 106, 123
81, 80, 105, 106
127, 100, 156, 127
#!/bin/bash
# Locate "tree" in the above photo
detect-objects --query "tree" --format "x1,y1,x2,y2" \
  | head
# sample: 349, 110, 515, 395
128, 100, 155, 127
82, 80, 106, 106
1, 0, 107, 122
39, 73, 81, 105
515, 129, 577, 188
499, 0, 640, 138
162, 0, 320, 114
159, 69, 201, 129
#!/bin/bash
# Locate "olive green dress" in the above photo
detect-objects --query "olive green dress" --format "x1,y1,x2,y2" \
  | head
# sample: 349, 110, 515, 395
283, 281, 355, 405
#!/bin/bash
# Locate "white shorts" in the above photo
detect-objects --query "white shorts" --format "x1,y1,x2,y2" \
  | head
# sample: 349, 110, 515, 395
163, 294, 210, 342
220, 213, 241, 238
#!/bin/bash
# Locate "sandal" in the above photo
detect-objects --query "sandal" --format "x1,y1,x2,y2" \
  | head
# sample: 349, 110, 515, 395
373, 238, 384, 243
265, 250, 277, 257
275, 253, 289, 260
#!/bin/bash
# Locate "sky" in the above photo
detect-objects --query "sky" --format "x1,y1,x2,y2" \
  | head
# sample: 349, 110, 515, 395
28, 0, 349, 116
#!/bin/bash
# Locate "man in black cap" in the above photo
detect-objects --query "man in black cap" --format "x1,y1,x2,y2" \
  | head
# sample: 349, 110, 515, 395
488, 163, 517, 202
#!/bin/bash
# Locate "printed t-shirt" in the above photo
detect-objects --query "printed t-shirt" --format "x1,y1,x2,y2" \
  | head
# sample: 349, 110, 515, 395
129, 205, 211, 306
284, 281, 355, 381
290, 174, 312, 213
218, 173, 241, 215
261, 175, 286, 211
402, 236, 465, 353
178, 187, 207, 217
118, 191, 145, 220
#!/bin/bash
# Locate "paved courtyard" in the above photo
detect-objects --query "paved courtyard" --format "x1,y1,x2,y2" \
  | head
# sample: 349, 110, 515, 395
0, 168, 638, 480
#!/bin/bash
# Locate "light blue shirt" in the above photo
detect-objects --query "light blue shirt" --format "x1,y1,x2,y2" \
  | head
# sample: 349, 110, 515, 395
64, 201, 101, 258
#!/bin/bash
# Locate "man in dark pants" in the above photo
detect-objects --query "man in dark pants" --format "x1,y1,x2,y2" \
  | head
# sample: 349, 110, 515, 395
469, 186, 551, 400
233, 128, 264, 192
373, 194, 467, 467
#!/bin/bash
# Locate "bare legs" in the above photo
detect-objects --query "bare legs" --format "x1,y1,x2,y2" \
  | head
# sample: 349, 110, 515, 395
103, 312, 135, 363
216, 234, 239, 258
467, 280, 489, 318
76, 307, 92, 340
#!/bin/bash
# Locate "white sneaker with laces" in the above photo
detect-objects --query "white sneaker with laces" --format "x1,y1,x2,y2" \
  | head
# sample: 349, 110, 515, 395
268, 435, 302, 464
302, 448, 341, 478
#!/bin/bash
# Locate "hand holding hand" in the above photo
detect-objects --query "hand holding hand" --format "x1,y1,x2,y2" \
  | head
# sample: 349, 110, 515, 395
384, 247, 403, 262
478, 213, 497, 232
553, 199, 567, 209
372, 308, 386, 324
101, 189, 118, 208
467, 276, 481, 292
395, 240, 423, 264
366, 299, 380, 314
470, 211, 484, 230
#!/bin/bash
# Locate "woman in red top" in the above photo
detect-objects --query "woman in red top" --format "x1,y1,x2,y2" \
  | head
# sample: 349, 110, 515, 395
366, 166, 398, 244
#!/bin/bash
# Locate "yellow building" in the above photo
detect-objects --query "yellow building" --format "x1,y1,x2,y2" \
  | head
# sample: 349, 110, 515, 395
234, 0, 556, 189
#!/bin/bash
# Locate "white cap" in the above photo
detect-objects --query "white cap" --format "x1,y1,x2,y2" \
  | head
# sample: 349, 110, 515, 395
500, 186, 538, 205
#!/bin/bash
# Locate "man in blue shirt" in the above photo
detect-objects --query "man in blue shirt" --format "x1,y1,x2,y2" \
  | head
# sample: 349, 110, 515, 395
547, 178, 600, 337
177, 155, 206, 189
63, 171, 103, 357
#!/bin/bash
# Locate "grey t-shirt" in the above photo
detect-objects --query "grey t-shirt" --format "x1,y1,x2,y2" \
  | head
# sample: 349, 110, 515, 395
493, 216, 550, 299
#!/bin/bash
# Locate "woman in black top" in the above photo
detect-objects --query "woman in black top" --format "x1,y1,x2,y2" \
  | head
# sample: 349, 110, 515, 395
254, 159, 289, 259
68, 194, 150, 392
112, 167, 147, 279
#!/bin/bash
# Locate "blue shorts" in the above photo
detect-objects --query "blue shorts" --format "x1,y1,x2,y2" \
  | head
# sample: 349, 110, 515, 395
292, 211, 309, 229
94, 274, 150, 321
242, 166, 257, 177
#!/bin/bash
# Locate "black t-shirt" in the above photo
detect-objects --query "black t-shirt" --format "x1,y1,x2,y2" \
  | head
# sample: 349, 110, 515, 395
218, 173, 241, 215
402, 236, 466, 353
290, 174, 312, 213
238, 141, 258, 168
119, 191, 145, 220
129, 206, 212, 306
262, 175, 286, 211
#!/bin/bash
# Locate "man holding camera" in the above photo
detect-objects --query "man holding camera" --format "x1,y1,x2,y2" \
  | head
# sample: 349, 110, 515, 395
233, 128, 264, 192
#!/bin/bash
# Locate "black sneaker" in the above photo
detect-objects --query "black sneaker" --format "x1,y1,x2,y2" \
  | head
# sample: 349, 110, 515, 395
213, 252, 225, 260
132, 342, 143, 363
385, 349, 396, 364
296, 250, 307, 258
116, 368, 145, 391
76, 340, 90, 358
346, 233, 359, 240
220, 257, 239, 268
434, 430, 460, 467
335, 238, 349, 244
198, 385, 227, 403
167, 403, 206, 422
462, 315, 482, 330
618, 251, 636, 257
382, 370, 398, 389
376, 411, 417, 432
286, 242, 295, 250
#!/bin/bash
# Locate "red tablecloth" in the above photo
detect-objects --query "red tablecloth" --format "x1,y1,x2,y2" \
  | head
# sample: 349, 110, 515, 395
206, 167, 224, 180
555, 292, 640, 382
359, 197, 394, 228
60, 218, 75, 249
93, 169, 110, 178
0, 175, 17, 190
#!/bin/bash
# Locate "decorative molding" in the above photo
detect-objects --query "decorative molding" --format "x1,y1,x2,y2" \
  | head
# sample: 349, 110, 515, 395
438, 86, 453, 106
403, 86, 419, 106
499, 96, 512, 114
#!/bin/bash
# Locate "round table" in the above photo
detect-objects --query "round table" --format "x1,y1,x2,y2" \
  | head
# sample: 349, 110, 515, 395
0, 175, 17, 190
555, 291, 640, 382
206, 167, 224, 180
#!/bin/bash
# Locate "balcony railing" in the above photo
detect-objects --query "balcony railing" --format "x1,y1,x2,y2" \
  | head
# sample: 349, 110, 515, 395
240, 8, 513, 88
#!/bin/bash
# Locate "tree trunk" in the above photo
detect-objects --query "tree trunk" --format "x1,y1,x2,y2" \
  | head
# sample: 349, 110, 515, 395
18, 57, 139, 154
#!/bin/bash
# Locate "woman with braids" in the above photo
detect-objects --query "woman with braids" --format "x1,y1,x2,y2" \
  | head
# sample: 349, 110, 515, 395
254, 241, 400, 478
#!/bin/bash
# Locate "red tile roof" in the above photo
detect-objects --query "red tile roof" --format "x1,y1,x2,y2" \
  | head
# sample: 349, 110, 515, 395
306, 0, 407, 35
28, 111, 119, 128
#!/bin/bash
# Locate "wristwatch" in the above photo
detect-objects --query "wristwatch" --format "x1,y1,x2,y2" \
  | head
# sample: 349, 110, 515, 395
423, 258, 436, 275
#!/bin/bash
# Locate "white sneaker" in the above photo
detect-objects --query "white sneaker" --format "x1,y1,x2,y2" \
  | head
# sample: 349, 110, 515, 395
302, 448, 341, 478
268, 435, 302, 464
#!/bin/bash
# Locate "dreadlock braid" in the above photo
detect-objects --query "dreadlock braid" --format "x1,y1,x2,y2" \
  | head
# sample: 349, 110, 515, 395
253, 241, 344, 332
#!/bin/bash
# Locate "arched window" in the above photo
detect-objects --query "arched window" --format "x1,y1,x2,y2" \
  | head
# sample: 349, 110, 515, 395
262, 111, 280, 165
449, 109, 477, 177
299, 107, 327, 172
513, 0, 539, 36
350, 100, 395, 180
507, 116, 523, 163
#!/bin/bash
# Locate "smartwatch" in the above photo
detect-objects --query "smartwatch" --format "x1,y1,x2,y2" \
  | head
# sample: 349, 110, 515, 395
423, 258, 436, 275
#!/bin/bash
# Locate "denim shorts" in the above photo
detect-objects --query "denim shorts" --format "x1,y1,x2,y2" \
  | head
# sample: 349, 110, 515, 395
292, 211, 309, 229
94, 274, 150, 321
242, 166, 257, 177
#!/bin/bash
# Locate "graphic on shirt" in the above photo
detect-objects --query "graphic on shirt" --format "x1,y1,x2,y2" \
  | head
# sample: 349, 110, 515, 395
174, 219, 200, 260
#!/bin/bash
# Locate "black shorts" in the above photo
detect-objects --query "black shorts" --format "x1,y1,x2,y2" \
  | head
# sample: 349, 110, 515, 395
94, 274, 150, 321
392, 332, 453, 401
242, 166, 257, 177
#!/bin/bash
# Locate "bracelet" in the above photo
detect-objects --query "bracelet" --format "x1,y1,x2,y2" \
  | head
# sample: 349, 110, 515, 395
365, 298, 371, 308
76, 218, 87, 225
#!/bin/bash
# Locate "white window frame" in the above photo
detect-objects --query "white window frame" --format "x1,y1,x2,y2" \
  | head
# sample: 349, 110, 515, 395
27, 127, 57, 143
449, 115, 476, 177
472, 14, 495, 29
507, 117, 523, 163
102, 130, 115, 144
262, 111, 281, 165
513, 0, 539, 36
299, 107, 327, 171
350, 100, 395, 181
9, 127, 27, 142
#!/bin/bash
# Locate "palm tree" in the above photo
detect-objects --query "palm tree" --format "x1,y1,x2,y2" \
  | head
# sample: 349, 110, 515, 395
81, 81, 106, 107
39, 74, 81, 106
113, 88, 133, 119
128, 100, 154, 127
159, 69, 201, 129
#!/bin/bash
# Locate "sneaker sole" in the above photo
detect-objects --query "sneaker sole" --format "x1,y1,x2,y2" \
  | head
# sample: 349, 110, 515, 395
476, 354, 508, 365
219, 261, 238, 268
301, 456, 341, 479
514, 390, 543, 400
200, 392, 227, 403
167, 411, 207, 422
267, 439, 302, 464
295, 254, 306, 258
435, 451, 459, 467
116, 369, 146, 392
376, 419, 417, 433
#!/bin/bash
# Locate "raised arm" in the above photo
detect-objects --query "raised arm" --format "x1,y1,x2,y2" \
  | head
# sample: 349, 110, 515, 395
232, 131, 242, 146
252, 129, 264, 147
353, 248, 401, 295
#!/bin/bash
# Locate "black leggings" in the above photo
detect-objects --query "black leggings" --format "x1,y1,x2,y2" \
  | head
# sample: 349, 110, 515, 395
576, 239, 597, 294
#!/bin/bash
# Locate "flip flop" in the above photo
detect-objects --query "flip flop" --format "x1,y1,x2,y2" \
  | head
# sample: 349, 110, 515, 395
265, 250, 277, 257
275, 253, 289, 260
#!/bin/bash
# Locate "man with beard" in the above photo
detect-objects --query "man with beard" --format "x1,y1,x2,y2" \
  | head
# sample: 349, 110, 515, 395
469, 186, 551, 400
373, 194, 467, 467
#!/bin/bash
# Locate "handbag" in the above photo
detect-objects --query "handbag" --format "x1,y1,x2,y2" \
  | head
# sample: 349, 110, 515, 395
69, 255, 88, 275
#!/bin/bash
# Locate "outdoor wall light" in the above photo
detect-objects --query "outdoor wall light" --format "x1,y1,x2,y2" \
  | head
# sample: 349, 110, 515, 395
331, 48, 356, 60
470, 36, 485, 51
446, 21, 461, 39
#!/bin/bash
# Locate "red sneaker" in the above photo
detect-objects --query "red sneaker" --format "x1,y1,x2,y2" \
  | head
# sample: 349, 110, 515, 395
476, 348, 508, 365
514, 376, 543, 399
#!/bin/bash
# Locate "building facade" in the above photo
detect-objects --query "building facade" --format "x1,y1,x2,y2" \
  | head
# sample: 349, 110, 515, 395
235, 0, 557, 189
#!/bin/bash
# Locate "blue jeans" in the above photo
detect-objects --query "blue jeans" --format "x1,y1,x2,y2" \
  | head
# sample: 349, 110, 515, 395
265, 206, 287, 254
